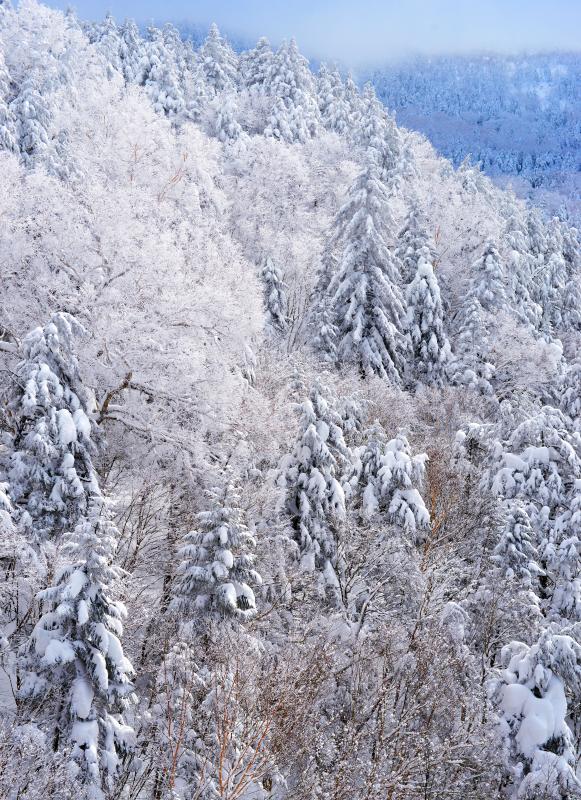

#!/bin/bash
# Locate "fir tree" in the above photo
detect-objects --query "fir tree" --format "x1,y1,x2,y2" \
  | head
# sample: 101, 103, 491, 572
172, 483, 262, 626
10, 73, 51, 166
471, 241, 507, 312
322, 166, 409, 382
199, 23, 238, 95
405, 255, 451, 386
279, 381, 348, 577
260, 255, 287, 333
214, 92, 245, 142
264, 39, 320, 143
242, 36, 273, 91
355, 83, 401, 183
4, 314, 98, 545
0, 51, 17, 153
19, 496, 135, 793
395, 202, 433, 284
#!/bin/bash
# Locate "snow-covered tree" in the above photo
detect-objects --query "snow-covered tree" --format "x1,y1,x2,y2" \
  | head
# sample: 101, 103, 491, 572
471, 241, 507, 312
355, 83, 401, 183
143, 27, 185, 120
264, 39, 320, 143
322, 166, 409, 381
3, 314, 98, 545
118, 18, 147, 85
491, 502, 542, 589
405, 255, 451, 386
199, 23, 238, 95
561, 360, 581, 428
0, 51, 17, 153
260, 255, 287, 334
395, 202, 433, 284
492, 633, 581, 799
279, 381, 348, 577
242, 36, 273, 90
10, 73, 51, 166
213, 91, 245, 143
451, 293, 495, 395
19, 495, 135, 793
172, 483, 262, 626
317, 65, 351, 135
352, 423, 429, 542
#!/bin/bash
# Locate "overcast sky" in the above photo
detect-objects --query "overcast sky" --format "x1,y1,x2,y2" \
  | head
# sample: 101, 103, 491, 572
50, 0, 581, 65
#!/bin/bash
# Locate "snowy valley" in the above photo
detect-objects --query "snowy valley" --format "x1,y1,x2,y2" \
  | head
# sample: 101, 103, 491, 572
1, 2, 581, 799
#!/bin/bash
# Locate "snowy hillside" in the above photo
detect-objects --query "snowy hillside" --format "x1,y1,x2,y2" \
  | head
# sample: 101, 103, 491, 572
1, 3, 581, 799
370, 53, 581, 222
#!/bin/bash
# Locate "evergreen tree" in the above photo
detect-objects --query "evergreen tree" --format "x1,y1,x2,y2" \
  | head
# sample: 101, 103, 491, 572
320, 67, 351, 135
242, 36, 273, 90
3, 314, 98, 545
471, 241, 507, 312
172, 483, 262, 626
405, 254, 451, 386
143, 27, 185, 120
10, 73, 51, 166
355, 83, 401, 183
322, 166, 409, 382
279, 381, 348, 577
19, 496, 135, 792
264, 39, 320, 143
92, 12, 123, 78
0, 51, 17, 153
199, 23, 238, 95
352, 423, 429, 542
118, 18, 147, 85
213, 92, 245, 142
492, 633, 581, 799
395, 202, 433, 284
561, 360, 581, 428
260, 256, 287, 333
451, 293, 495, 395
491, 502, 542, 588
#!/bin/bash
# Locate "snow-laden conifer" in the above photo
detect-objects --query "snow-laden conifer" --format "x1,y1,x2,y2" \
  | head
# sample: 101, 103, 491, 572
260, 255, 287, 333
242, 36, 273, 91
19, 495, 135, 793
264, 39, 320, 143
172, 483, 262, 625
405, 254, 451, 386
4, 314, 98, 545
199, 23, 238, 95
471, 241, 507, 312
323, 166, 409, 381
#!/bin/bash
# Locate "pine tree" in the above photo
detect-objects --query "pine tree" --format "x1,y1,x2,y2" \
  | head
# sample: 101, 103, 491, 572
322, 166, 409, 382
10, 73, 51, 167
264, 39, 320, 143
19, 495, 135, 792
260, 256, 287, 333
471, 241, 507, 312
214, 92, 245, 142
405, 255, 451, 386
492, 633, 581, 799
172, 483, 262, 626
118, 18, 147, 85
242, 36, 273, 90
0, 50, 17, 153
199, 23, 238, 95
352, 423, 429, 542
355, 83, 401, 183
561, 360, 581, 428
3, 314, 98, 545
395, 202, 433, 284
451, 293, 495, 395
143, 27, 185, 120
279, 381, 348, 577
491, 502, 542, 588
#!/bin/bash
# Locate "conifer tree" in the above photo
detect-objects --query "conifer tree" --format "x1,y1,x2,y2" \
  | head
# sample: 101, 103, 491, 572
395, 202, 433, 284
260, 255, 287, 333
451, 293, 495, 395
355, 83, 401, 183
3, 314, 98, 545
471, 241, 507, 312
0, 51, 17, 153
279, 381, 348, 577
19, 495, 135, 793
172, 483, 262, 626
491, 502, 542, 588
10, 73, 51, 166
352, 423, 429, 542
264, 39, 320, 143
199, 23, 238, 95
405, 255, 451, 386
143, 26, 185, 119
118, 18, 147, 85
242, 36, 273, 90
561, 360, 581, 428
322, 166, 409, 382
214, 92, 245, 142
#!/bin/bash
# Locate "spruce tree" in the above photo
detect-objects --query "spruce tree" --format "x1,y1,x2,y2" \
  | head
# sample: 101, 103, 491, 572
199, 23, 238, 95
322, 166, 409, 382
242, 36, 273, 91
260, 256, 287, 333
4, 314, 98, 545
395, 202, 433, 284
172, 483, 262, 626
10, 73, 51, 167
0, 51, 17, 153
471, 241, 507, 312
264, 39, 320, 143
19, 495, 135, 792
405, 254, 451, 386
